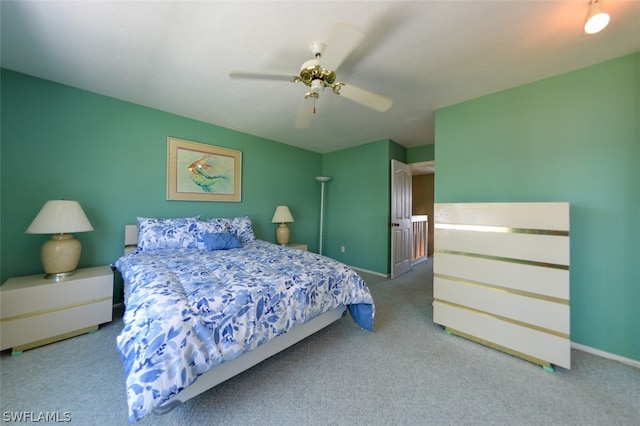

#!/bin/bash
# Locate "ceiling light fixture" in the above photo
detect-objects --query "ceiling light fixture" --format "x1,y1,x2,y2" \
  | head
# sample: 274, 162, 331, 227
584, 0, 610, 34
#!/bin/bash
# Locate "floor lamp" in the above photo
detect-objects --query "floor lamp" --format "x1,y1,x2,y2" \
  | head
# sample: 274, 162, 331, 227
315, 176, 331, 255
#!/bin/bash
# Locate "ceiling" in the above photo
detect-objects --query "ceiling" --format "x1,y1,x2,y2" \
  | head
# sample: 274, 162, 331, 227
2, 1, 639, 154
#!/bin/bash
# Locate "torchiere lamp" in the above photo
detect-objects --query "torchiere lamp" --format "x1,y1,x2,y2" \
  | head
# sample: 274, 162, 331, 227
315, 176, 331, 255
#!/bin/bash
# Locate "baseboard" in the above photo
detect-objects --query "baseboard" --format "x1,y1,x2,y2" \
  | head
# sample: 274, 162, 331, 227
572, 342, 640, 369
351, 266, 389, 278
352, 260, 430, 278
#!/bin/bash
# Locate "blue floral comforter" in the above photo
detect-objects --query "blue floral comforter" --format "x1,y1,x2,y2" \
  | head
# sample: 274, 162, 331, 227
114, 240, 375, 423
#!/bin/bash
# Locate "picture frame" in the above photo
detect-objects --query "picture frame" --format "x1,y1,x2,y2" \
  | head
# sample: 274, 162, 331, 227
167, 137, 242, 202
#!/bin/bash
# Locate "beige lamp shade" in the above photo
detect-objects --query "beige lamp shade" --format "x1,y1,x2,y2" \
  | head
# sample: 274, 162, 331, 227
26, 200, 94, 279
271, 206, 294, 224
271, 206, 294, 245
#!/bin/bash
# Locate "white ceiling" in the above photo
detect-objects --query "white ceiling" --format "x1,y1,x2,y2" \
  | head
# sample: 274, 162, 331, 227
2, 1, 639, 154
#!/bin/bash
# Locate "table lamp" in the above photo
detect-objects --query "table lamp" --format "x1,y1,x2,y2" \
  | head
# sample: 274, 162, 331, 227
271, 205, 294, 245
26, 200, 94, 280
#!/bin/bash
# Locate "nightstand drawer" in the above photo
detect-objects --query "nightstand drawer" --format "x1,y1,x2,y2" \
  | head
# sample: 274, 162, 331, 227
0, 299, 112, 350
0, 266, 112, 318
286, 243, 308, 251
0, 266, 114, 353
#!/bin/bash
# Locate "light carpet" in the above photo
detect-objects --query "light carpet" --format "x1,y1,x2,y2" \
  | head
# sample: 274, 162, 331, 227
1, 259, 638, 425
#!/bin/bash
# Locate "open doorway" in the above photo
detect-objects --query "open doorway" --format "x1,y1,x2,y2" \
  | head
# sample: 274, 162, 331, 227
410, 161, 434, 261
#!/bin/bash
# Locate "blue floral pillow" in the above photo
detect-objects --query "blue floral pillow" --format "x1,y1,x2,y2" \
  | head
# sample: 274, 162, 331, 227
228, 215, 256, 244
196, 219, 231, 250
137, 216, 199, 251
204, 217, 232, 232
203, 232, 242, 251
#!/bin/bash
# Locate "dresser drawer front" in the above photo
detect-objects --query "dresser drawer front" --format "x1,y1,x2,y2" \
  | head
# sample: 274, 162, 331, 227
1, 267, 112, 318
0, 299, 112, 350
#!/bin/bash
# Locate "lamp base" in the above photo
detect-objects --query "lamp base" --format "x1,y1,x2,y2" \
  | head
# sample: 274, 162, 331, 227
44, 270, 77, 281
275, 223, 290, 245
41, 233, 82, 280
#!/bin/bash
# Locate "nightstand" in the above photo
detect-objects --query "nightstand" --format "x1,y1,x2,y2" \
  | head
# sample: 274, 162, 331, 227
0, 266, 113, 355
286, 243, 308, 251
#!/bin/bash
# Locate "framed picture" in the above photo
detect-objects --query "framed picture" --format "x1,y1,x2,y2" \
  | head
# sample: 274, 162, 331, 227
167, 137, 242, 202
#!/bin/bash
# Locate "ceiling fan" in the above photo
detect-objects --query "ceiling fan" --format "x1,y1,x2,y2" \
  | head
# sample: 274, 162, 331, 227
229, 23, 393, 128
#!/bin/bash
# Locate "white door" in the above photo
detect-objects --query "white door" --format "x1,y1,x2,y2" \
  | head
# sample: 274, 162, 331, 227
390, 159, 412, 278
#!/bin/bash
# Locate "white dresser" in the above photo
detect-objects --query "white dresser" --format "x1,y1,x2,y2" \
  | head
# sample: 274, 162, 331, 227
433, 202, 570, 371
0, 266, 113, 355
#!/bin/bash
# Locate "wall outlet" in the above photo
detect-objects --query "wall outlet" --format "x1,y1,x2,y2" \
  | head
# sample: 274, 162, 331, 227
340, 246, 345, 253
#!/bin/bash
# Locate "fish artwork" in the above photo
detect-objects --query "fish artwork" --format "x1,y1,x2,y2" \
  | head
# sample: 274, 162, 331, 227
187, 154, 234, 193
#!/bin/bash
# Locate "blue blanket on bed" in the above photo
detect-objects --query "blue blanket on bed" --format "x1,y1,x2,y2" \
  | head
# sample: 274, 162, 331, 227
114, 240, 375, 422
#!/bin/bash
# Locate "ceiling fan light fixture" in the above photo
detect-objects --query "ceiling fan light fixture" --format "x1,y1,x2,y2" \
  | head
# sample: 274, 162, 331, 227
584, 0, 610, 34
229, 22, 393, 125
311, 79, 324, 93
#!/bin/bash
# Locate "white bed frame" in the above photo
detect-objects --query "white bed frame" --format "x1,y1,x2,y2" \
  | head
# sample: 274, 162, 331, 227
122, 225, 347, 413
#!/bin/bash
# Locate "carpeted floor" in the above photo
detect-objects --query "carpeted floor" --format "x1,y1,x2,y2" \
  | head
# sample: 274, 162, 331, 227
1, 259, 638, 425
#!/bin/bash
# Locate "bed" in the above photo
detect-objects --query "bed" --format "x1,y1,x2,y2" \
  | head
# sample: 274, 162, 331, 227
113, 216, 375, 423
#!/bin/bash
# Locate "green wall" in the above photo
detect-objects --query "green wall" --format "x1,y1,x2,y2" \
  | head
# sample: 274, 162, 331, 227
0, 69, 416, 297
435, 53, 640, 361
322, 139, 400, 274
407, 143, 435, 163
320, 139, 428, 275
1, 70, 323, 301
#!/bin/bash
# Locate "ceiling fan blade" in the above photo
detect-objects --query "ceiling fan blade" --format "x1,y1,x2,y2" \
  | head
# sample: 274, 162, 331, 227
320, 23, 365, 72
229, 70, 297, 82
294, 96, 315, 129
336, 83, 393, 112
